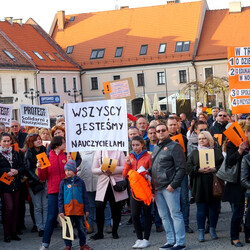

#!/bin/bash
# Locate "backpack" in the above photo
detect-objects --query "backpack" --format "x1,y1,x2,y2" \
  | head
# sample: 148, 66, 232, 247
127, 170, 153, 206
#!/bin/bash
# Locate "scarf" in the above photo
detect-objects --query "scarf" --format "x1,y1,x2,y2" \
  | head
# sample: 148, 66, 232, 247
197, 145, 213, 150
0, 146, 13, 166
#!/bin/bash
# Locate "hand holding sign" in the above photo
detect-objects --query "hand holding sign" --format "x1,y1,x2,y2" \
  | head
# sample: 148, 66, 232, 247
36, 152, 51, 169
101, 158, 117, 173
223, 121, 247, 147
199, 149, 215, 169
0, 172, 14, 185
59, 215, 74, 241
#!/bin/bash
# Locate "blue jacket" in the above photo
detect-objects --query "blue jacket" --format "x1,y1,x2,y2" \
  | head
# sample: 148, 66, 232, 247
58, 175, 90, 216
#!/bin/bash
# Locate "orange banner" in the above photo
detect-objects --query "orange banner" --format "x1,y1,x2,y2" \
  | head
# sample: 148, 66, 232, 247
36, 152, 51, 169
171, 134, 185, 152
223, 121, 247, 147
0, 172, 14, 185
214, 134, 223, 146
103, 82, 111, 94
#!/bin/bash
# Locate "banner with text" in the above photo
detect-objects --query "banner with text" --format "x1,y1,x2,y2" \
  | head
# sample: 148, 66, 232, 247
20, 104, 50, 128
0, 104, 12, 127
228, 46, 250, 114
65, 99, 128, 152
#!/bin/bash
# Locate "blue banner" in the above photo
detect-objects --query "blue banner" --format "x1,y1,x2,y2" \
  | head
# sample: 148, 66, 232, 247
40, 96, 60, 104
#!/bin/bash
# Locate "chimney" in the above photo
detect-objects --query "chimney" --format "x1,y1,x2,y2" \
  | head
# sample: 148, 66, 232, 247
13, 18, 23, 25
120, 6, 129, 9
229, 1, 241, 13
4, 17, 13, 25
57, 10, 65, 31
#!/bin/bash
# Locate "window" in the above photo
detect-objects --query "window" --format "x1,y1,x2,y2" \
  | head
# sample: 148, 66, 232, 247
12, 78, 17, 94
157, 72, 165, 85
54, 52, 65, 61
205, 67, 213, 80
41, 78, 46, 93
23, 50, 32, 59
91, 77, 98, 90
33, 51, 44, 60
44, 52, 56, 61
66, 46, 74, 54
0, 78, 2, 94
113, 75, 120, 80
3, 49, 15, 60
52, 78, 57, 93
159, 97, 167, 111
90, 49, 105, 59
73, 77, 77, 90
69, 16, 75, 22
24, 78, 29, 92
158, 43, 166, 54
137, 73, 145, 86
63, 78, 67, 92
140, 45, 148, 55
179, 70, 187, 83
13, 109, 18, 120
175, 41, 190, 52
115, 47, 123, 57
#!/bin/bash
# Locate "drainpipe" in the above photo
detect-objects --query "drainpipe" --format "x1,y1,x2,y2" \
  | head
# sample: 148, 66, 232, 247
35, 70, 40, 105
80, 70, 85, 102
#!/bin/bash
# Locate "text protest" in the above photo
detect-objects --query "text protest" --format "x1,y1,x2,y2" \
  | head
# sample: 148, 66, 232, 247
65, 99, 128, 152
0, 104, 12, 127
20, 104, 50, 128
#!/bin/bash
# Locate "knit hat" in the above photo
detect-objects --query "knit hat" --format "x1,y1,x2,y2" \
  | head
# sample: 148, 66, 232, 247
64, 160, 77, 173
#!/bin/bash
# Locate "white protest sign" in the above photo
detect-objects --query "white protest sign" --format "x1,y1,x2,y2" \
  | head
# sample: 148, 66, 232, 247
65, 99, 128, 152
0, 104, 12, 127
20, 104, 50, 128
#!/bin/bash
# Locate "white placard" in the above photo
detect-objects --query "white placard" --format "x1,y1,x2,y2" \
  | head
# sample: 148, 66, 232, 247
0, 104, 12, 127
65, 99, 128, 152
20, 104, 50, 128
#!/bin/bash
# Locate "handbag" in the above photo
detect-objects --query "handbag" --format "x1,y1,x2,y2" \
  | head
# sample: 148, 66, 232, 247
113, 179, 127, 192
216, 157, 239, 183
213, 173, 225, 200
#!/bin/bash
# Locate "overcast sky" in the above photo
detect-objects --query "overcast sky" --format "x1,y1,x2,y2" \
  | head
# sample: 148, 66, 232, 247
1, 0, 249, 32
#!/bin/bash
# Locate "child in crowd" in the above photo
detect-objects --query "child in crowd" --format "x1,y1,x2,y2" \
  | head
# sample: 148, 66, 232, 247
58, 160, 92, 250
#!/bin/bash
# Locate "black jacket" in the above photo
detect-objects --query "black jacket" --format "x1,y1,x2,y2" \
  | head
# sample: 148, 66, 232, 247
25, 146, 47, 194
187, 148, 224, 203
0, 149, 25, 194
150, 137, 186, 190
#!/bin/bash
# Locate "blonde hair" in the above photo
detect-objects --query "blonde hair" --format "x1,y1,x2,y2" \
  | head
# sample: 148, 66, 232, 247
199, 131, 214, 148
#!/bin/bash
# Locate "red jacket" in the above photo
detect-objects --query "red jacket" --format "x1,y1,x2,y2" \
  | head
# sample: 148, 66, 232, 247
38, 150, 67, 194
123, 151, 151, 178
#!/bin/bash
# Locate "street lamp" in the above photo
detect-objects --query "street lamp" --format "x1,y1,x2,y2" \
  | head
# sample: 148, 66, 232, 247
24, 88, 40, 105
67, 88, 82, 103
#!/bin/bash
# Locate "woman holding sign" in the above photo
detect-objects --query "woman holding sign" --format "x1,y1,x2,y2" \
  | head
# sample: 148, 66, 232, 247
0, 132, 24, 243
187, 131, 223, 243
25, 133, 48, 237
91, 150, 128, 240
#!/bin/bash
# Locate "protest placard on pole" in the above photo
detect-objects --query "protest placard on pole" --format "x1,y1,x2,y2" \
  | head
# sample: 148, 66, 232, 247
20, 104, 50, 128
0, 104, 12, 127
64, 99, 128, 152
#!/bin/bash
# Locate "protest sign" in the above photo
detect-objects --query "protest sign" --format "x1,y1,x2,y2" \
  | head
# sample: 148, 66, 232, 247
103, 78, 136, 100
171, 134, 185, 152
214, 134, 222, 146
0, 172, 14, 185
228, 46, 250, 114
64, 99, 128, 152
223, 121, 247, 147
0, 104, 12, 127
199, 149, 215, 169
20, 104, 50, 128
59, 216, 74, 241
36, 152, 51, 169
101, 158, 118, 173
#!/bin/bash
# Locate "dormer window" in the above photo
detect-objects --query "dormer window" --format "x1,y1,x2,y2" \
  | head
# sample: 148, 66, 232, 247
175, 41, 190, 52
115, 47, 123, 57
66, 46, 74, 54
90, 49, 105, 59
33, 51, 44, 60
158, 43, 166, 54
3, 49, 15, 60
54, 52, 65, 61
140, 45, 148, 55
69, 16, 75, 22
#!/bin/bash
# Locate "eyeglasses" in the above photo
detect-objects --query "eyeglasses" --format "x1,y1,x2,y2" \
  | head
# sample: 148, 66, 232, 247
218, 114, 227, 117
156, 129, 167, 133
198, 137, 207, 141
199, 128, 208, 132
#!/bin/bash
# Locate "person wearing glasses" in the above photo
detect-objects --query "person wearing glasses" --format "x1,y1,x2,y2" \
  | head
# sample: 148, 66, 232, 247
210, 110, 228, 150
25, 133, 47, 238
187, 131, 223, 243
151, 123, 186, 250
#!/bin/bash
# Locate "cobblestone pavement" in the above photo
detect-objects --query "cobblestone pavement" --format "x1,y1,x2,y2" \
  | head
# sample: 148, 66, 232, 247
0, 202, 249, 250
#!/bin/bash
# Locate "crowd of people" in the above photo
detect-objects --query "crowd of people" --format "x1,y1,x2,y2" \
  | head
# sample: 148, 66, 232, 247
0, 106, 250, 250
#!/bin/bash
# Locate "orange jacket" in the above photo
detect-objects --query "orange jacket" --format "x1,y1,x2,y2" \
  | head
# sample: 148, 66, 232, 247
123, 151, 151, 178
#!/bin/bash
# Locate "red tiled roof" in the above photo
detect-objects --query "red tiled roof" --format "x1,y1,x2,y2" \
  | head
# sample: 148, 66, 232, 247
0, 32, 35, 70
0, 21, 79, 71
196, 7, 250, 61
52, 1, 204, 69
